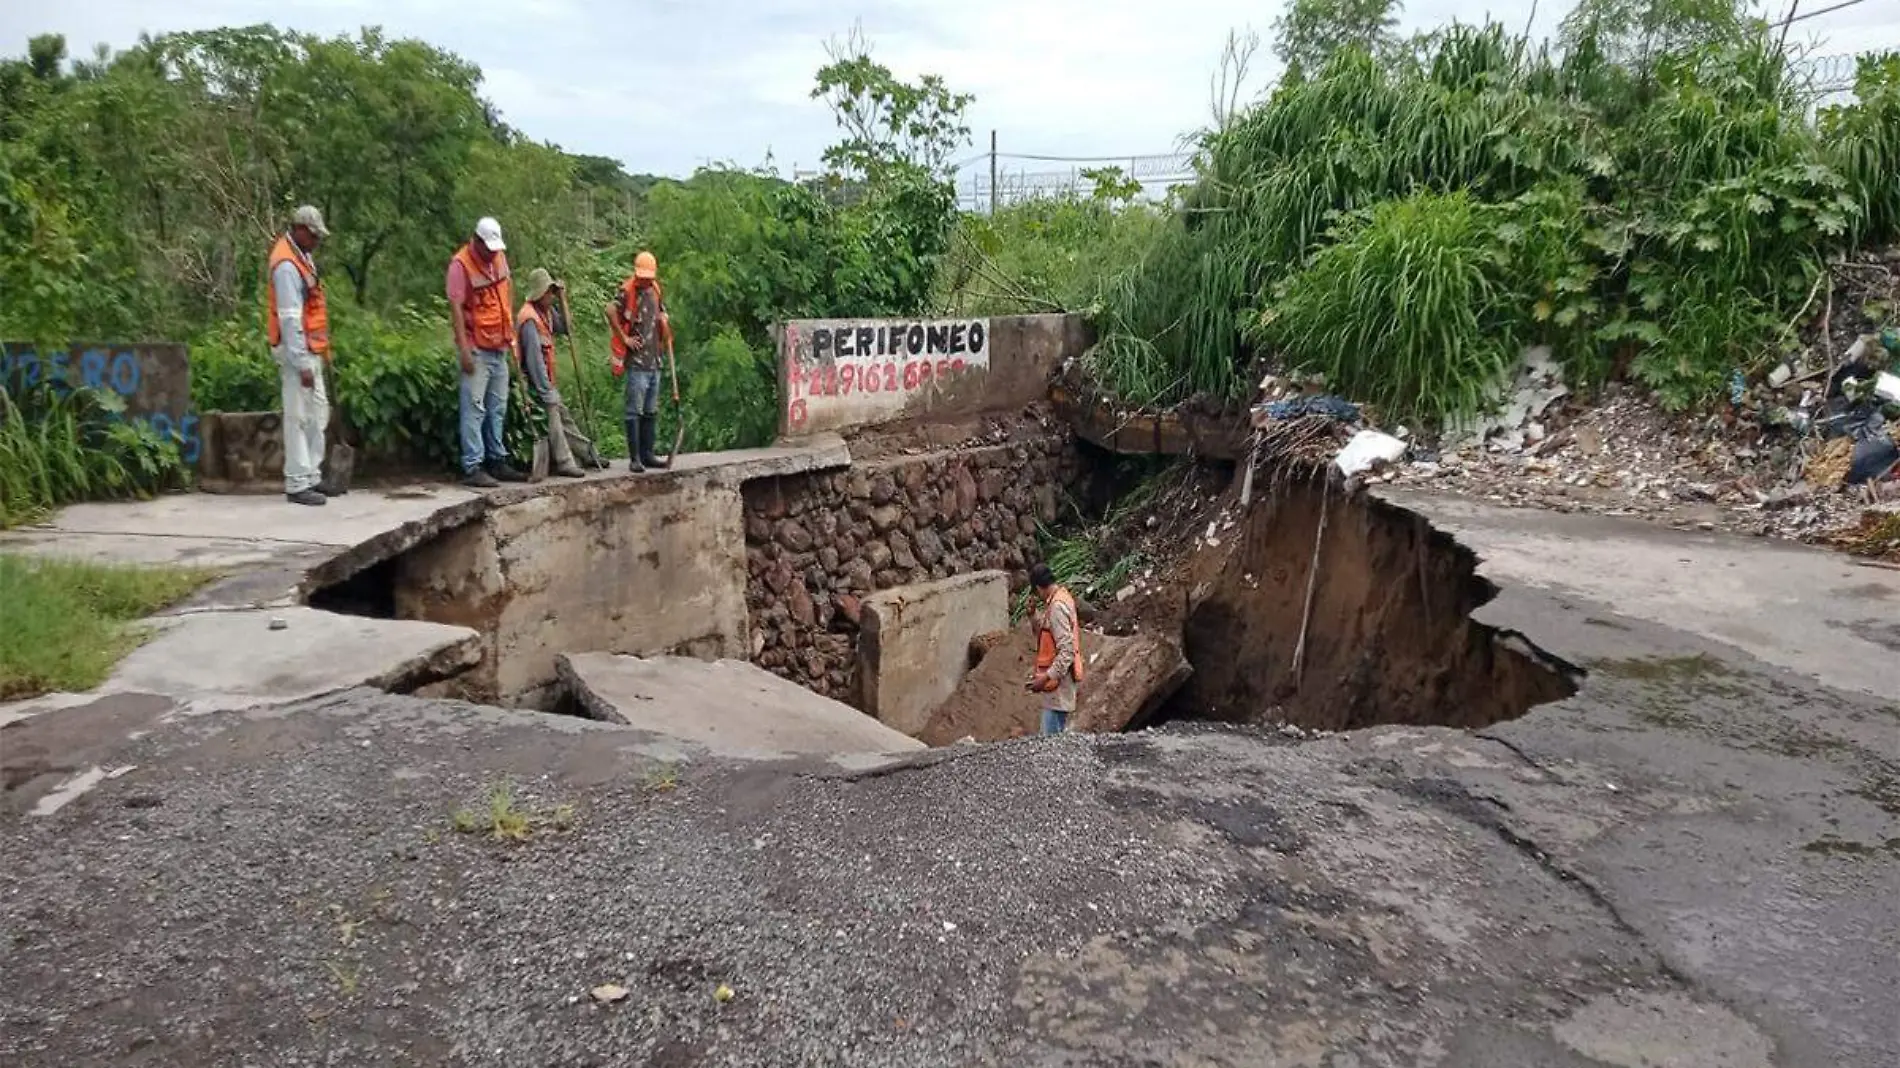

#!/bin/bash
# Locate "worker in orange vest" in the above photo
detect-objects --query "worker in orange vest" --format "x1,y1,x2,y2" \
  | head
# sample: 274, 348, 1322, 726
267, 205, 333, 507
447, 216, 526, 488
604, 249, 677, 472
514, 267, 586, 479
1027, 563, 1084, 733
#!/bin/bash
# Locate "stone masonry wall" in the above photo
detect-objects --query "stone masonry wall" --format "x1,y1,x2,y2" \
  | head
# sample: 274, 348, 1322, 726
743, 433, 1082, 703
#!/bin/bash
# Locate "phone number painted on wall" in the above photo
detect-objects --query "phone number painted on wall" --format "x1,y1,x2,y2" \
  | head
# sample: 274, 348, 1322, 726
781, 318, 990, 432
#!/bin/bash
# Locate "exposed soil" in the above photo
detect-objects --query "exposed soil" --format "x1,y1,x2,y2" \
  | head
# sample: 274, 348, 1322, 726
1060, 458, 1580, 734
918, 628, 1189, 744
1163, 471, 1577, 731
920, 632, 1043, 743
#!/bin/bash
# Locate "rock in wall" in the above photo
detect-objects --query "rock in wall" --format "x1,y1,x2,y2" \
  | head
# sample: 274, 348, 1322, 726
742, 433, 1083, 703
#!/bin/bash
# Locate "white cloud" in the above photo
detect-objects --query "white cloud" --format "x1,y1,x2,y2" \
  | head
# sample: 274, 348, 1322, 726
5, 0, 1897, 180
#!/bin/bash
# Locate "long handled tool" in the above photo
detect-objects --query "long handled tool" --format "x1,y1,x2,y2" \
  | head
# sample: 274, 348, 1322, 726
320, 359, 354, 493
557, 286, 607, 470
666, 334, 685, 465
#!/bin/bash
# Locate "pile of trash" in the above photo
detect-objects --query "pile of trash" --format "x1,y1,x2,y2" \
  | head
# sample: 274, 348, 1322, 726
1385, 331, 1900, 541
1238, 325, 1900, 547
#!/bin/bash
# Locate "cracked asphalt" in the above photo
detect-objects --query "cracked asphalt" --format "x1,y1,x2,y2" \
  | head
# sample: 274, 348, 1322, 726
3, 561, 1895, 1066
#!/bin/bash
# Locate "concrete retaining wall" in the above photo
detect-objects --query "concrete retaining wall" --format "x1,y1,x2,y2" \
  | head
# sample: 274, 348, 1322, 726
777, 313, 1089, 439
859, 571, 1009, 736
742, 432, 1083, 703
2, 342, 201, 467
390, 477, 751, 705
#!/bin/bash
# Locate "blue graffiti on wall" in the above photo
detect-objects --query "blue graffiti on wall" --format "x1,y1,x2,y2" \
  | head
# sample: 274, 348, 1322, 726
0, 346, 201, 465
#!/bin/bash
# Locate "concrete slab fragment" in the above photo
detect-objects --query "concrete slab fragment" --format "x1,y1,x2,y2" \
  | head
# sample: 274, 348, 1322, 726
1376, 487, 1900, 698
921, 629, 1191, 743
100, 607, 480, 712
557, 652, 923, 762
859, 571, 1009, 736
15, 487, 476, 549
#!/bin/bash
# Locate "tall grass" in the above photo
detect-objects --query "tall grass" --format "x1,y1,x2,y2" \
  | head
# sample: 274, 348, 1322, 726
0, 386, 185, 529
1085, 17, 1898, 423
1265, 191, 1517, 427
0, 553, 216, 699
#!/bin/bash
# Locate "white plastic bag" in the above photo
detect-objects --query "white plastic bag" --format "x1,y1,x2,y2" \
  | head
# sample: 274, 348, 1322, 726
1333, 430, 1408, 476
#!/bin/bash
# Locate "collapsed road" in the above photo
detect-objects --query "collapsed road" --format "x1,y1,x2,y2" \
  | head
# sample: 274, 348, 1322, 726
2, 467, 1895, 1068
2, 309, 1896, 1066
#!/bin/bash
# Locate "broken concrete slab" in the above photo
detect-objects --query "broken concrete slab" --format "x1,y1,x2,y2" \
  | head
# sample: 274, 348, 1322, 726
97, 607, 481, 713
1376, 486, 1900, 699
556, 652, 923, 762
858, 570, 1009, 736
10, 487, 477, 549
920, 629, 1192, 744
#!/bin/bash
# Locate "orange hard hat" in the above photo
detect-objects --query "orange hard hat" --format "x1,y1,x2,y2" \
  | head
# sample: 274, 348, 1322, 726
633, 250, 658, 279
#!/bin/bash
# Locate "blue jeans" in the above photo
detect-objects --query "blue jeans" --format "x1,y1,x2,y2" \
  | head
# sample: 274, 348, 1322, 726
1041, 708, 1070, 735
624, 368, 660, 417
459, 348, 509, 472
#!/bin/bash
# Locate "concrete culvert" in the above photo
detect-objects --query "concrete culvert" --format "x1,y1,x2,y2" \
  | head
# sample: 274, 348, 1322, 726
1155, 471, 1579, 732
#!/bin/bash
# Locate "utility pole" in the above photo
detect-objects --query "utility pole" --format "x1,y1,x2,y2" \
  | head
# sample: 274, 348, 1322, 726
989, 130, 998, 216
1776, 0, 1800, 55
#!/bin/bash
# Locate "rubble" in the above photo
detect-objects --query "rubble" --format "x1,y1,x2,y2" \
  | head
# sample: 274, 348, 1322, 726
1387, 381, 1895, 541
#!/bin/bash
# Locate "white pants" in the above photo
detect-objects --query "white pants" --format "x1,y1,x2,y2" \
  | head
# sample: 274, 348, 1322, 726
276, 350, 328, 493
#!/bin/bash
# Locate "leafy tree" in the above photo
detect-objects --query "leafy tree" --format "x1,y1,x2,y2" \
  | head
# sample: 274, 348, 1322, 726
1271, 0, 1403, 75
274, 30, 488, 304
1560, 0, 1755, 73
811, 24, 973, 180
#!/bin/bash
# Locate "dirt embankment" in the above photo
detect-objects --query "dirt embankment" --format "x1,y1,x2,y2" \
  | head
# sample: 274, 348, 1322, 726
1165, 472, 1576, 730
919, 628, 1190, 744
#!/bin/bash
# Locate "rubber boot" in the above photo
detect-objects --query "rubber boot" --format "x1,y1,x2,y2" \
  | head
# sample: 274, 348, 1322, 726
624, 416, 645, 473
639, 415, 670, 470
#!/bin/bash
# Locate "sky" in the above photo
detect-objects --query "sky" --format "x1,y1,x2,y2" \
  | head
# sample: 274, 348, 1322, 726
5, 0, 1898, 187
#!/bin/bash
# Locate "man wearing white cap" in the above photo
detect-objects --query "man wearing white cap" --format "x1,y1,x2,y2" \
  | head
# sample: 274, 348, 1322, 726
446, 216, 526, 487
266, 205, 333, 507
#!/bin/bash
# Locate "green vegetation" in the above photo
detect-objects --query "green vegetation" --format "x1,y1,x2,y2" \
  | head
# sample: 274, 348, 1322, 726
0, 554, 217, 699
1, 25, 969, 472
0, 386, 185, 528
449, 779, 577, 842
1078, 4, 1900, 422
4, 0, 1896, 484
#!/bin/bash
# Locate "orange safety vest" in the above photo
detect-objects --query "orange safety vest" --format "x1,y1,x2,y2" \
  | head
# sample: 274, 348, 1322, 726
1035, 586, 1085, 684
609, 276, 670, 360
452, 244, 514, 352
265, 234, 331, 359
515, 300, 557, 384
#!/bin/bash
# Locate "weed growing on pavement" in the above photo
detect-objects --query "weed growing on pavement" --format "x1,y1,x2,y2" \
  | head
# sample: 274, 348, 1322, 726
0, 554, 217, 700
643, 763, 681, 794
325, 959, 360, 998
448, 779, 578, 843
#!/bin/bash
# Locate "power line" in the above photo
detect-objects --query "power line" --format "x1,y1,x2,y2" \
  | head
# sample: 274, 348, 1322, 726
1776, 0, 1873, 26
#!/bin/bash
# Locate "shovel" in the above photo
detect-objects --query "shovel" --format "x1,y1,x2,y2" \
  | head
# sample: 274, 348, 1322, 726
321, 360, 354, 494
667, 335, 686, 464
557, 286, 609, 470
530, 437, 550, 481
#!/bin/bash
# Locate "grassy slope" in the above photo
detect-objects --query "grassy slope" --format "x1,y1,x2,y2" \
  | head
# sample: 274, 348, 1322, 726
0, 555, 217, 700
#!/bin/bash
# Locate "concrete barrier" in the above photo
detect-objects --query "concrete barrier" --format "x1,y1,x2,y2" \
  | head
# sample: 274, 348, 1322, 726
857, 570, 1009, 736
777, 313, 1089, 439
1, 341, 201, 467
557, 652, 924, 762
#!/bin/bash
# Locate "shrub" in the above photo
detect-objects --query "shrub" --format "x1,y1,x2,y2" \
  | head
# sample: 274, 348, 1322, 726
1264, 191, 1519, 427
1083, 19, 1898, 424
0, 385, 186, 528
